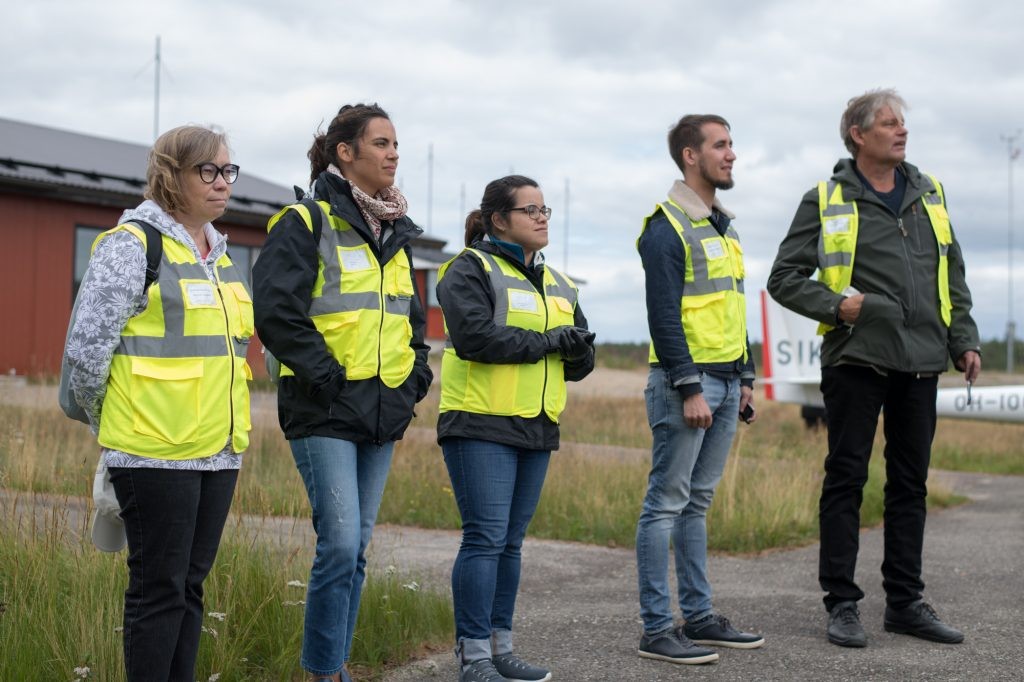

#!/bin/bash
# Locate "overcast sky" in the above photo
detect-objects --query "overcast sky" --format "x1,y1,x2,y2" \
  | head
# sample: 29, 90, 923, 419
5, 0, 1024, 344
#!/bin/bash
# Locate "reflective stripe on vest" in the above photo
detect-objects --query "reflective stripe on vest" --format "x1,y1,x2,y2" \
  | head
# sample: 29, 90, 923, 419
266, 200, 415, 388
96, 224, 253, 459
438, 248, 578, 422
815, 174, 952, 334
639, 200, 748, 364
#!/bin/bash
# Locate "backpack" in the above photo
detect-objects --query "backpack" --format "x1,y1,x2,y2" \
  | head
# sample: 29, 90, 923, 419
59, 220, 163, 424
263, 192, 323, 385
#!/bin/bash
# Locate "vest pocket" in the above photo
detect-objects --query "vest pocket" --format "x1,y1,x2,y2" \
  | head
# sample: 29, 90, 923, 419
129, 357, 203, 445
682, 292, 726, 349
224, 281, 255, 338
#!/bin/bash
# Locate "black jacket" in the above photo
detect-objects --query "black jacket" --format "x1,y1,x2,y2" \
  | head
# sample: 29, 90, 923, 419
253, 172, 432, 443
435, 239, 594, 451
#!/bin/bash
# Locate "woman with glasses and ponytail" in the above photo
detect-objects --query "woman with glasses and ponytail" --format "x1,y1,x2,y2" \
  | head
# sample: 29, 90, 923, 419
436, 175, 595, 682
62, 125, 252, 682
252, 103, 432, 682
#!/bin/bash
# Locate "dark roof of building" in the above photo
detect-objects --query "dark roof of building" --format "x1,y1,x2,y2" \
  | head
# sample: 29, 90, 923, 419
0, 117, 295, 225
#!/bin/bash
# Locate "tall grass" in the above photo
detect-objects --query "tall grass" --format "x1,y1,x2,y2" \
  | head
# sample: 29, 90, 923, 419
0, 379, 989, 553
0, 492, 452, 681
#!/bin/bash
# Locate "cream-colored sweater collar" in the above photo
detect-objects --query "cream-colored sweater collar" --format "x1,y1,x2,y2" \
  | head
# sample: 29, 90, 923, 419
666, 179, 735, 221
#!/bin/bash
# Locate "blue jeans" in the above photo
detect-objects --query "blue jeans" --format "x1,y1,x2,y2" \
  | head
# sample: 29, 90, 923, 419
636, 367, 739, 633
442, 437, 550, 655
290, 436, 394, 676
108, 467, 238, 682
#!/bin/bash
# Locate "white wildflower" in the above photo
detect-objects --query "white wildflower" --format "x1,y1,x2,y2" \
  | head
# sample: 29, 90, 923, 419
287, 580, 307, 588
384, 564, 397, 576
402, 581, 420, 592
207, 611, 227, 621
201, 625, 219, 639
283, 600, 307, 607
73, 666, 91, 679
208, 674, 221, 682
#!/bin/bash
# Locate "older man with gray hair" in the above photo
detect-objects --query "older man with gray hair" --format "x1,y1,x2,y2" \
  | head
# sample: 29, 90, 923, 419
768, 89, 981, 648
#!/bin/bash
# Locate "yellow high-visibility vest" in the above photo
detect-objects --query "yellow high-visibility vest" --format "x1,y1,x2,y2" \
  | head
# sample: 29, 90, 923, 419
638, 200, 748, 364
266, 200, 416, 387
438, 249, 578, 422
815, 173, 953, 334
97, 224, 253, 459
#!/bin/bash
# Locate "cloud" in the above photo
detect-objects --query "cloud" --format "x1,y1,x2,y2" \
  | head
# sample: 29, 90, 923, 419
4, 0, 1024, 343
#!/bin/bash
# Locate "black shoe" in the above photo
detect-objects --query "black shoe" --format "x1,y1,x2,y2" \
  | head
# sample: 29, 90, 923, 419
884, 600, 964, 644
827, 601, 867, 647
638, 627, 719, 665
684, 613, 765, 649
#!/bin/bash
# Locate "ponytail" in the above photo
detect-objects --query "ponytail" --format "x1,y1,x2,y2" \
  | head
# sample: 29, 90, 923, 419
306, 103, 390, 186
464, 209, 488, 247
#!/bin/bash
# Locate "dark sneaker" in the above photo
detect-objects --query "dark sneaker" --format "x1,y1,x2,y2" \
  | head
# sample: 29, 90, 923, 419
884, 600, 964, 644
461, 658, 508, 682
638, 627, 719, 665
684, 613, 765, 649
828, 601, 867, 647
492, 653, 551, 681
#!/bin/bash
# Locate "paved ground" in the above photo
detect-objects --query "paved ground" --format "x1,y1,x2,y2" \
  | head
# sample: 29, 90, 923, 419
374, 470, 1024, 682
4, 469, 1021, 682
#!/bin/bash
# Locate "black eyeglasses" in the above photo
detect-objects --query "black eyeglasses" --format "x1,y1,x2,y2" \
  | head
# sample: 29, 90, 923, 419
507, 205, 552, 220
195, 163, 240, 184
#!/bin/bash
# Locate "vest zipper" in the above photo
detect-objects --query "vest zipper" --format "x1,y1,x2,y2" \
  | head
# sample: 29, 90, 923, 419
214, 269, 236, 446
540, 273, 550, 417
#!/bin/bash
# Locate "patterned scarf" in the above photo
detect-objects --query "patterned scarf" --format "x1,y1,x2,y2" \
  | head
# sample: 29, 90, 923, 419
326, 164, 408, 240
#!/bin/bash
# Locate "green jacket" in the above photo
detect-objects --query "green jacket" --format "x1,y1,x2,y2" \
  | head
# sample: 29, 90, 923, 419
767, 159, 980, 372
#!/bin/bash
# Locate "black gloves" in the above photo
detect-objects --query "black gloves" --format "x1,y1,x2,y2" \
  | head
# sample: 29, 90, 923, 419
544, 326, 596, 361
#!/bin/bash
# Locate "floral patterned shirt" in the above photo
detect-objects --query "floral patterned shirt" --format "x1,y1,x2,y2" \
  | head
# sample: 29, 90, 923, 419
64, 200, 242, 471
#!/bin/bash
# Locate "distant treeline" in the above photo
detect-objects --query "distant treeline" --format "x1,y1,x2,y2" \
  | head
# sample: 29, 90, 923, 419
598, 339, 1020, 375
595, 342, 764, 371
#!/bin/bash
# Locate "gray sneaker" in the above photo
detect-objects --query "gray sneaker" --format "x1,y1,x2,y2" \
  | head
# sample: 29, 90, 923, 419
638, 627, 719, 665
684, 613, 765, 649
461, 658, 509, 682
492, 653, 551, 681
828, 601, 867, 647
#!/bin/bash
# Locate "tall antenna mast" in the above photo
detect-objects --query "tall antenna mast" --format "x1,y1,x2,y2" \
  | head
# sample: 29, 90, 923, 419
153, 36, 161, 140
426, 143, 434, 233
1002, 130, 1022, 372
563, 177, 571, 272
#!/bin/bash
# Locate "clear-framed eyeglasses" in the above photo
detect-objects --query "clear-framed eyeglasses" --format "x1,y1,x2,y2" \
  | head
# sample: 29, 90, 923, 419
195, 162, 240, 184
507, 204, 552, 220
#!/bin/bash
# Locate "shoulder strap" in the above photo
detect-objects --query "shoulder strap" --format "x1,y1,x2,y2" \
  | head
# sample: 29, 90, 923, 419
127, 219, 162, 290
299, 197, 324, 244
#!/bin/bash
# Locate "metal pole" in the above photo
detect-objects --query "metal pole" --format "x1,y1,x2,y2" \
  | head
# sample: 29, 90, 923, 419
427, 143, 434, 233
1002, 131, 1021, 372
153, 36, 161, 140
563, 177, 570, 272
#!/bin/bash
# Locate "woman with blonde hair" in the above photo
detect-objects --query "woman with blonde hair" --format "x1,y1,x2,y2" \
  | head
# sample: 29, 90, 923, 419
63, 124, 252, 681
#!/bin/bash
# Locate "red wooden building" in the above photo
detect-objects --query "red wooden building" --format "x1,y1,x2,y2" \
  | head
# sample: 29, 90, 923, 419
0, 117, 451, 378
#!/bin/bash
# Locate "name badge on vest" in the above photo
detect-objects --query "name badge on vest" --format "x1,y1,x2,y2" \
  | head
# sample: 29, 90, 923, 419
702, 239, 726, 259
824, 217, 850, 234
183, 281, 217, 307
339, 247, 373, 272
509, 290, 539, 313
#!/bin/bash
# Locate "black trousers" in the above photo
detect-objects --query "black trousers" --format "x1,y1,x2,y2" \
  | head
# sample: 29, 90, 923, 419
819, 364, 937, 612
109, 467, 238, 682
